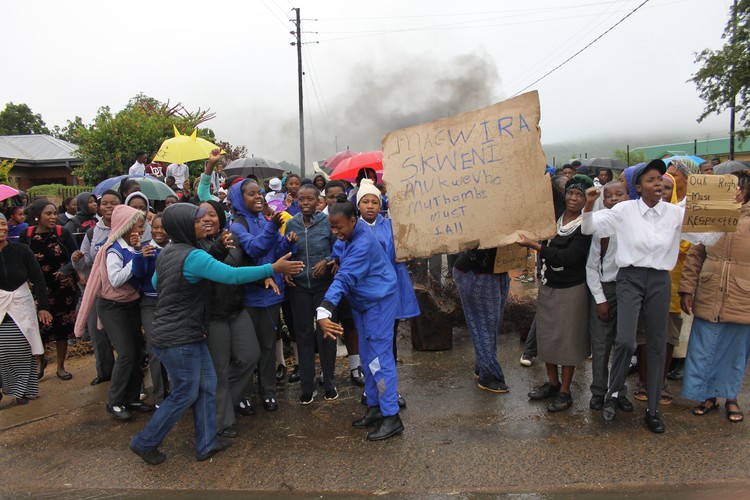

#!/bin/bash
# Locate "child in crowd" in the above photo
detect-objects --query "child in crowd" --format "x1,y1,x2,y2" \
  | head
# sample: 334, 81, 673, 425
582, 160, 721, 433
128, 204, 304, 465
228, 179, 298, 413
323, 179, 363, 384
318, 194, 403, 441
285, 184, 338, 404
284, 174, 302, 216
265, 178, 285, 204
6, 206, 28, 243
72, 190, 121, 386
74, 205, 151, 422
585, 181, 628, 411
132, 212, 168, 405
356, 179, 419, 406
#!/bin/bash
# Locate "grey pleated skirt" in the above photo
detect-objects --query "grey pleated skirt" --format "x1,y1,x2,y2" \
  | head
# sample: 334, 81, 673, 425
536, 283, 591, 365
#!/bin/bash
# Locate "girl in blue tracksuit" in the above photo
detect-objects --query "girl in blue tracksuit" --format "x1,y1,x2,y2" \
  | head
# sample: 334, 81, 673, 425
318, 194, 403, 442
228, 180, 298, 412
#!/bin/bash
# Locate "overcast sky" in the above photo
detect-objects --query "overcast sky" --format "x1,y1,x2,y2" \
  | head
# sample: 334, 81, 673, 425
3, 0, 735, 168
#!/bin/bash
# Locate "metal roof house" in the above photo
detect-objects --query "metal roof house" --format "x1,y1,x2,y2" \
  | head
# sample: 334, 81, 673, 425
630, 137, 750, 163
0, 134, 81, 190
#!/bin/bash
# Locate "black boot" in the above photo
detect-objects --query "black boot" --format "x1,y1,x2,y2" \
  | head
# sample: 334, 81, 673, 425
367, 414, 404, 441
352, 406, 383, 429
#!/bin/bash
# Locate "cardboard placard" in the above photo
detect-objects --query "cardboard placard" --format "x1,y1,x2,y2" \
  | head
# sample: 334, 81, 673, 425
493, 244, 528, 274
681, 174, 741, 233
382, 91, 556, 261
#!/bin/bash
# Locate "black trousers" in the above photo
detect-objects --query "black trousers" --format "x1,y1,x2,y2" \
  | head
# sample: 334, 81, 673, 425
288, 286, 336, 396
97, 298, 143, 406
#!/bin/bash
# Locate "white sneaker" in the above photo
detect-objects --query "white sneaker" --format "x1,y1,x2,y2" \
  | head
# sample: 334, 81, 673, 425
519, 354, 533, 367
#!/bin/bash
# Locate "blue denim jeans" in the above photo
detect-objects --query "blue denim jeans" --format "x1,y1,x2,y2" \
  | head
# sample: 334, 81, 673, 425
130, 341, 218, 458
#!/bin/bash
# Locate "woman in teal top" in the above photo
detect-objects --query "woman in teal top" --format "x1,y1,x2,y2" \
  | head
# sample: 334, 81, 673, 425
129, 204, 304, 465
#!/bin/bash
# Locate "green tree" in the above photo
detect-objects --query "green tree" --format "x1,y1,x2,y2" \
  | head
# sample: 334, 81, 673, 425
51, 116, 86, 144
214, 140, 247, 164
613, 148, 646, 165
0, 102, 50, 135
73, 94, 217, 184
0, 159, 15, 185
692, 0, 750, 140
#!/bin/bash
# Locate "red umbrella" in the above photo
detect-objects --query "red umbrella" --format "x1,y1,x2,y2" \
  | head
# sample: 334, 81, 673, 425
330, 151, 383, 181
322, 150, 357, 171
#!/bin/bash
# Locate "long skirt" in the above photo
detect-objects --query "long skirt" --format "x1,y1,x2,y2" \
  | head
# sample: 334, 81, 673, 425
682, 317, 750, 401
536, 283, 590, 366
0, 316, 39, 399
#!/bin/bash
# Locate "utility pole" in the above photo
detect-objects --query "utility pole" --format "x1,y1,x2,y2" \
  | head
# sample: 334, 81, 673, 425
729, 0, 738, 160
292, 8, 305, 177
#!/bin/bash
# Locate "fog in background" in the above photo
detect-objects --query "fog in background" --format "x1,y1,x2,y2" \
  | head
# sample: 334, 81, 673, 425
2, 0, 735, 167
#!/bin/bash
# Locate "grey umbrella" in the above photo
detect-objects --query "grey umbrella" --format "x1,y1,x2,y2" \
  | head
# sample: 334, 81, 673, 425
714, 160, 747, 175
582, 157, 628, 170
224, 157, 284, 178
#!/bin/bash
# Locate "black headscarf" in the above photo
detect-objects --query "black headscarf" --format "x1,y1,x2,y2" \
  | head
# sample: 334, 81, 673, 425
162, 203, 200, 247
201, 200, 227, 231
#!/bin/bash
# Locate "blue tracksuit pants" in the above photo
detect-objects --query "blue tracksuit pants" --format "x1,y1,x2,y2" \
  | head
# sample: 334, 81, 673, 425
352, 293, 399, 416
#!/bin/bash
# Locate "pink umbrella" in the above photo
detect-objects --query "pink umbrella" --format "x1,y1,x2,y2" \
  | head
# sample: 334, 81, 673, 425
330, 151, 383, 181
323, 150, 358, 172
0, 184, 20, 202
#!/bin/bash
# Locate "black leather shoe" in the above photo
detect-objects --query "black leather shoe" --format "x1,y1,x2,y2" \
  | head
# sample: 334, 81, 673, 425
106, 403, 132, 421
667, 367, 683, 380
219, 426, 239, 438
589, 395, 605, 410
353, 406, 383, 429
360, 392, 367, 406
397, 394, 407, 408
288, 365, 300, 383
90, 376, 110, 386
275, 364, 287, 382
235, 398, 255, 416
528, 382, 561, 400
196, 440, 232, 461
644, 410, 666, 434
129, 442, 166, 465
618, 395, 634, 412
367, 414, 404, 441
350, 367, 365, 387
263, 397, 279, 412
602, 398, 617, 421
547, 392, 573, 412
127, 402, 155, 412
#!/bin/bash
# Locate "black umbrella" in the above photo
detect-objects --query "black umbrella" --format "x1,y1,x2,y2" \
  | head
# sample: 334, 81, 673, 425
224, 157, 284, 178
714, 160, 747, 175
582, 157, 627, 170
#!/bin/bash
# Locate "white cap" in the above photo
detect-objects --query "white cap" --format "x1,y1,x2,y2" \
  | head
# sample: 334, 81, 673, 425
269, 177, 282, 191
356, 179, 381, 205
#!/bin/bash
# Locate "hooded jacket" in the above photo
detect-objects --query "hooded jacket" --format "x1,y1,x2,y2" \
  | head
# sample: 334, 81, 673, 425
64, 192, 98, 242
228, 181, 296, 307
74, 205, 144, 337
72, 219, 111, 277
125, 191, 153, 242
285, 211, 335, 290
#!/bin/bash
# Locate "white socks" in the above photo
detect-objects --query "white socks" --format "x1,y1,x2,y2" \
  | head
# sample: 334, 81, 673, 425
349, 354, 361, 371
292, 342, 299, 365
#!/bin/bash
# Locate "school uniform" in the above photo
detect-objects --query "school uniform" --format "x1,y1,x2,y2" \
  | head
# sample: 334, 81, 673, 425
586, 233, 619, 399
317, 219, 399, 416
582, 197, 721, 418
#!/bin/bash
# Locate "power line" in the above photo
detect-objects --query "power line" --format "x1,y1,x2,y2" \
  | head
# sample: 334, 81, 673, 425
259, 0, 290, 31
511, 0, 652, 97
315, 0, 624, 21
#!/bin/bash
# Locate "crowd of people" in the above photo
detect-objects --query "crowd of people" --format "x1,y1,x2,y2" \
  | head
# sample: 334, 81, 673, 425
0, 149, 415, 465
0, 150, 749, 464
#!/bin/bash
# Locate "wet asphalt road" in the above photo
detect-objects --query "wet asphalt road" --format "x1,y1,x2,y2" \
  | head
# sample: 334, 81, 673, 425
1, 324, 749, 498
